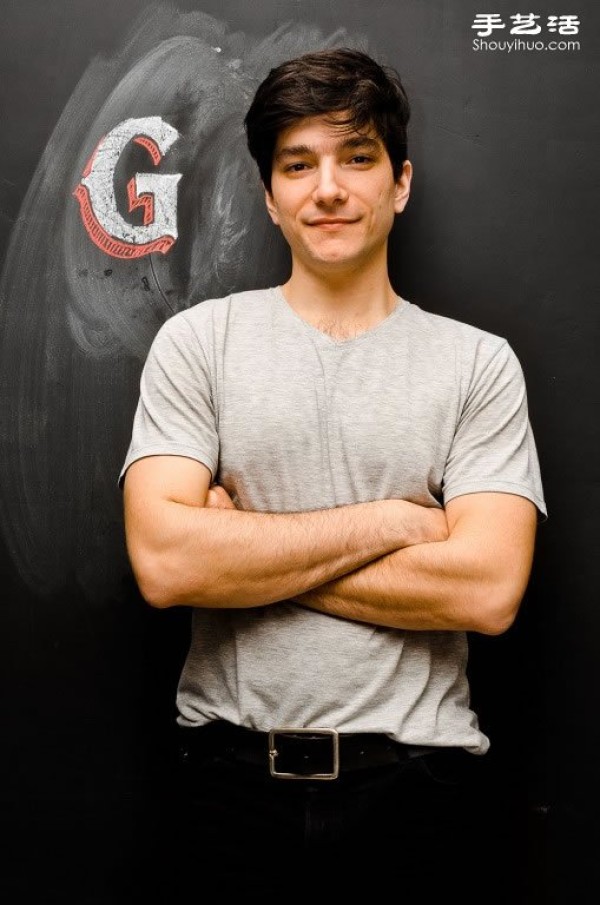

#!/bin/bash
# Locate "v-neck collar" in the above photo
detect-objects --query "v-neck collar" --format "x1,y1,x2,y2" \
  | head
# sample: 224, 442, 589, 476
270, 285, 407, 349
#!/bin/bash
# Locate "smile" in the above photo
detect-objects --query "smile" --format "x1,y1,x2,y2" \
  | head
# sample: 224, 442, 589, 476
308, 219, 358, 229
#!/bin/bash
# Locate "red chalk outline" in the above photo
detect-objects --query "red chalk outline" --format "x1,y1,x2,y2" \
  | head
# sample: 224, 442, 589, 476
73, 133, 176, 259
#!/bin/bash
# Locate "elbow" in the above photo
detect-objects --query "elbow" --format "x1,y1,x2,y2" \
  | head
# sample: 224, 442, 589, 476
476, 610, 516, 637
129, 549, 203, 609
468, 582, 525, 636
136, 572, 178, 609
132, 558, 177, 609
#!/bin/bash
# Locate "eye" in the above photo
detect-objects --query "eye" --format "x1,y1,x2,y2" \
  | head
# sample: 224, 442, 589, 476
349, 155, 372, 165
285, 162, 309, 173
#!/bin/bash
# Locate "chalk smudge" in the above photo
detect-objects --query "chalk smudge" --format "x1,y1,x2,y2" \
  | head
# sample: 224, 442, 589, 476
0, 2, 367, 600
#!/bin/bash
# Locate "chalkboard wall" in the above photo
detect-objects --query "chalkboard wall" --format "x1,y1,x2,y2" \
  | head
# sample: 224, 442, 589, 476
1, 2, 597, 902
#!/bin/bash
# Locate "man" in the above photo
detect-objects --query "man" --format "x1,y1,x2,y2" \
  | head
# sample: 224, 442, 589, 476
120, 48, 546, 899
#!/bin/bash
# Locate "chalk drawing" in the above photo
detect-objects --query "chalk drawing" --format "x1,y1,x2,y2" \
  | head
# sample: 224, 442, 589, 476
73, 117, 182, 259
0, 2, 366, 599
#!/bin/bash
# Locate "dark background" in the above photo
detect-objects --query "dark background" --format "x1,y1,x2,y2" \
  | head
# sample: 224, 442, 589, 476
1, 1, 598, 902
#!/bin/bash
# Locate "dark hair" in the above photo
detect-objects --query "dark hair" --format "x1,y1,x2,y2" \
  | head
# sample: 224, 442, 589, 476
244, 47, 411, 192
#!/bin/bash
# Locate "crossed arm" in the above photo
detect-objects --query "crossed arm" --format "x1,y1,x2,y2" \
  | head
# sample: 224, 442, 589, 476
122, 454, 538, 636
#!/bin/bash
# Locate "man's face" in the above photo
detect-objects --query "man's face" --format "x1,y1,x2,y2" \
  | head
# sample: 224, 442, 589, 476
264, 113, 412, 276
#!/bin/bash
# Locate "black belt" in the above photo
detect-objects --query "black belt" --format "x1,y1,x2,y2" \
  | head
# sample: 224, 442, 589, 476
178, 721, 460, 780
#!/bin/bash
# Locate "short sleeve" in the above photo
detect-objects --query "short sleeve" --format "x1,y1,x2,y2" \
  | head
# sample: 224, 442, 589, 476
442, 339, 547, 521
118, 312, 219, 487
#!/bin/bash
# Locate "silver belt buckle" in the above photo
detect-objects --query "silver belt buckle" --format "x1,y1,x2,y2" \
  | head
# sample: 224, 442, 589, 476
268, 727, 340, 780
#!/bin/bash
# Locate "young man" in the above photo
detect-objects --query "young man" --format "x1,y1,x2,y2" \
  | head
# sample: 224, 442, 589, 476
120, 49, 546, 899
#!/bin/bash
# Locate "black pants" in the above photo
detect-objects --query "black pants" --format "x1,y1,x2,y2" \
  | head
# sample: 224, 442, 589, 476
138, 724, 532, 903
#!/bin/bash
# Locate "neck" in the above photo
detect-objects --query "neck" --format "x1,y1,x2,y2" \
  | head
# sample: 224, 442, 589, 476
282, 255, 398, 323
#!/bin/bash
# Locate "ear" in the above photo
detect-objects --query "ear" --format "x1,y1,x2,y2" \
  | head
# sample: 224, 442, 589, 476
264, 185, 280, 225
393, 160, 413, 214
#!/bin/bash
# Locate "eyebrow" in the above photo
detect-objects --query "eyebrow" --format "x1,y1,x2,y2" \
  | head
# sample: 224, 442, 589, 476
275, 135, 382, 162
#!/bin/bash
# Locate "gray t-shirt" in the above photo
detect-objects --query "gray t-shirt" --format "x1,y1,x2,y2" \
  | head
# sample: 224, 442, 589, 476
120, 286, 547, 754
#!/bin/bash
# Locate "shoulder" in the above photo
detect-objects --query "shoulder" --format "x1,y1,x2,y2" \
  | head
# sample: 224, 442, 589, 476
403, 300, 520, 375
181, 287, 275, 329
149, 286, 276, 352
405, 300, 505, 349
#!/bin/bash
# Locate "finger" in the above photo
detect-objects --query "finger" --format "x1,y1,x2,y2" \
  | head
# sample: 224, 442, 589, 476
213, 486, 236, 508
204, 488, 220, 508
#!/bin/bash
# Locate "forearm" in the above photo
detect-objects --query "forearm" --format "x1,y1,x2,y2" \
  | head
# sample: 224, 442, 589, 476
128, 496, 447, 610
294, 496, 537, 636
294, 540, 495, 632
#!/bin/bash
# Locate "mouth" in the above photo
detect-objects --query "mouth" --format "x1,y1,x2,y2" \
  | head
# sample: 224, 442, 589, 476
308, 218, 358, 229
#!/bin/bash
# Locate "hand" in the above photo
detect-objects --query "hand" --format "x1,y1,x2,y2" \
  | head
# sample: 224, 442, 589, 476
384, 499, 449, 547
417, 505, 449, 544
204, 484, 237, 510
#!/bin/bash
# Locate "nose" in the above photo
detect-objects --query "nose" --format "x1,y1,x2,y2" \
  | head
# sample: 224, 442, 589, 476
311, 161, 348, 205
